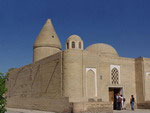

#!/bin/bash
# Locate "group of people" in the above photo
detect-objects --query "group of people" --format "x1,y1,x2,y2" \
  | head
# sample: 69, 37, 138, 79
114, 94, 126, 110
114, 94, 135, 111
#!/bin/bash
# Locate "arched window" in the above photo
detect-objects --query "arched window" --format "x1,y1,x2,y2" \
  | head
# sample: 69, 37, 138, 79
87, 70, 96, 97
111, 68, 119, 84
79, 42, 81, 49
67, 42, 69, 49
72, 41, 75, 48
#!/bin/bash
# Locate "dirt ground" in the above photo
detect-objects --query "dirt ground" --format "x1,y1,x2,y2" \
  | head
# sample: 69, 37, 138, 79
6, 108, 150, 113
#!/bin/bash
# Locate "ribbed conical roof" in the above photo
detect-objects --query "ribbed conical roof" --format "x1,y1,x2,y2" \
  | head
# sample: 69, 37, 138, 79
34, 19, 62, 49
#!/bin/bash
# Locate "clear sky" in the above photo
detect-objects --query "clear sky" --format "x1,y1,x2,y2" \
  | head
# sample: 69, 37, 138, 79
0, 0, 150, 73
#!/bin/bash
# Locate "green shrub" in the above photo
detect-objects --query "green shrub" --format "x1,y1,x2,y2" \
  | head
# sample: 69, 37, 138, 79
0, 73, 7, 113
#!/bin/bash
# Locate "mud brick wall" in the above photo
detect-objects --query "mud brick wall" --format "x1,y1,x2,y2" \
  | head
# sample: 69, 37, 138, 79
6, 52, 71, 113
73, 102, 113, 113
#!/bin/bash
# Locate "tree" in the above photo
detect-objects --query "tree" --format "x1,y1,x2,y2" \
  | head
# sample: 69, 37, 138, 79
0, 73, 7, 113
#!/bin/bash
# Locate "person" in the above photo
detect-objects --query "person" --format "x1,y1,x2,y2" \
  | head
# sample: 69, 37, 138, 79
123, 97, 126, 110
130, 95, 135, 111
118, 94, 122, 110
114, 94, 118, 110
120, 95, 124, 110
116, 93, 119, 110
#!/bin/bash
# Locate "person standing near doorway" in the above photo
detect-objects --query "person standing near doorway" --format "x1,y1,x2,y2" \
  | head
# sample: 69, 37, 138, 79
120, 95, 124, 110
116, 93, 119, 110
123, 96, 126, 110
118, 94, 122, 110
130, 95, 135, 111
114, 93, 118, 110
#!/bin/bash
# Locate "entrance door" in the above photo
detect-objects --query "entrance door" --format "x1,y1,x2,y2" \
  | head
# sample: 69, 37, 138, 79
109, 88, 114, 103
109, 87, 123, 110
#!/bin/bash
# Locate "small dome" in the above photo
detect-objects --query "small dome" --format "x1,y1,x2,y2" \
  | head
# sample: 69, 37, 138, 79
66, 35, 83, 50
34, 19, 62, 49
85, 43, 119, 57
67, 35, 82, 42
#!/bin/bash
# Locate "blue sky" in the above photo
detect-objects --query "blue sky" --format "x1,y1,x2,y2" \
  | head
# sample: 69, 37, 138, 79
0, 0, 150, 73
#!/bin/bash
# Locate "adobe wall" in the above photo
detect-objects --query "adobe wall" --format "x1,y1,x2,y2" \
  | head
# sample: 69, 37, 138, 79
135, 58, 145, 104
100, 56, 136, 104
7, 52, 71, 113
62, 50, 83, 102
82, 50, 136, 105
82, 51, 101, 101
135, 58, 150, 109
143, 58, 150, 101
73, 102, 113, 113
33, 47, 61, 62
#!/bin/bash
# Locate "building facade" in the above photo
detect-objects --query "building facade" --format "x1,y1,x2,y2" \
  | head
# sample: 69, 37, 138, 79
7, 19, 150, 112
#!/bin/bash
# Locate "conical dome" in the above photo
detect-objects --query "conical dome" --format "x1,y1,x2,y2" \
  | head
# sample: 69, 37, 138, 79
33, 19, 62, 62
34, 19, 62, 49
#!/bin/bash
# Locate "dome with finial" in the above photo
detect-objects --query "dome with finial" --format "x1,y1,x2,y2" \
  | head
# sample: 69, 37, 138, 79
33, 19, 62, 49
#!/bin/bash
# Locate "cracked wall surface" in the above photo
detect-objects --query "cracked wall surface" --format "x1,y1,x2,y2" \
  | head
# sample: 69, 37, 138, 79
6, 52, 71, 113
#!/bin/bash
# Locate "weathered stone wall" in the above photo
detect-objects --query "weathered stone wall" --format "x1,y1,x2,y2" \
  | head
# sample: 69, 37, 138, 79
73, 102, 113, 113
33, 47, 61, 62
63, 50, 83, 102
82, 51, 102, 101
135, 58, 145, 104
83, 50, 136, 105
7, 52, 71, 113
143, 58, 150, 102
100, 56, 136, 104
7, 97, 71, 113
137, 101, 150, 109
135, 58, 150, 108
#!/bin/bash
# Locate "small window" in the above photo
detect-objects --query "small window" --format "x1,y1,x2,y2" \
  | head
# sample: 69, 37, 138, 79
72, 41, 75, 48
52, 35, 54, 38
111, 67, 119, 84
79, 42, 81, 49
67, 42, 69, 49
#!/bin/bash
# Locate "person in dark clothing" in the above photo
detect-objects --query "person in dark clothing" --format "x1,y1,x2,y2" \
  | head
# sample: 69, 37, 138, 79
115, 93, 122, 110
123, 97, 126, 110
116, 93, 119, 110
114, 94, 118, 110
130, 95, 135, 111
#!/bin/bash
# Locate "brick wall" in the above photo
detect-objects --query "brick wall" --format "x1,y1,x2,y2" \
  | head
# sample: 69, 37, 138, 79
73, 102, 113, 113
6, 52, 71, 113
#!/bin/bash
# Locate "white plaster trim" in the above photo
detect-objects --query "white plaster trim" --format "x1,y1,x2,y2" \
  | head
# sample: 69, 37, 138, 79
86, 68, 97, 97
110, 65, 120, 84
86, 68, 96, 74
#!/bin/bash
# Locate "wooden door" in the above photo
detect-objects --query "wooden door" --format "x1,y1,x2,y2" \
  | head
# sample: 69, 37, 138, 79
109, 89, 114, 103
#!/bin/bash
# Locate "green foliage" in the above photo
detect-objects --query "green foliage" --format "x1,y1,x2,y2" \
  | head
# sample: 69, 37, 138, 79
0, 73, 7, 113
8, 68, 16, 72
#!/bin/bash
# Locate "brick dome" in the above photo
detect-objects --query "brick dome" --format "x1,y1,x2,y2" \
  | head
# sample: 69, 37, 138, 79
86, 43, 119, 57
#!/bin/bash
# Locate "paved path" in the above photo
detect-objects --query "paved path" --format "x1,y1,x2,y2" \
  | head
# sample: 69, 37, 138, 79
6, 108, 150, 113
114, 109, 150, 113
6, 108, 54, 113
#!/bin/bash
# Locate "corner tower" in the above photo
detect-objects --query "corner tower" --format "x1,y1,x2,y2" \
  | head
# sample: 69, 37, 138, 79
63, 35, 84, 102
33, 19, 62, 62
